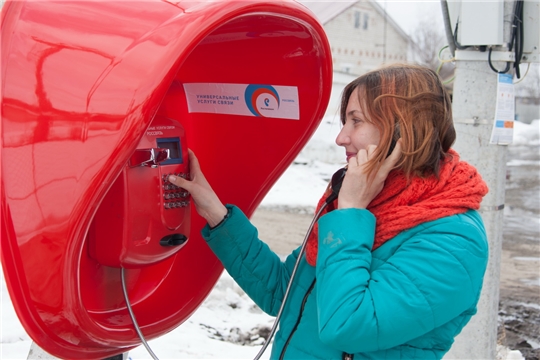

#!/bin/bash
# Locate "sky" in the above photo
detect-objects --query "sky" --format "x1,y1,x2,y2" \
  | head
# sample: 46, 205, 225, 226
375, 0, 443, 35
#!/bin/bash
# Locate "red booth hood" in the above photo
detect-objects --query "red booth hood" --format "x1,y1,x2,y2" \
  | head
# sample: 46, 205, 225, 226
1, 0, 332, 358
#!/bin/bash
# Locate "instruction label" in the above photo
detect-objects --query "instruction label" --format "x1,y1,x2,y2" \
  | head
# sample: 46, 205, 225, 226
490, 73, 515, 145
183, 83, 299, 120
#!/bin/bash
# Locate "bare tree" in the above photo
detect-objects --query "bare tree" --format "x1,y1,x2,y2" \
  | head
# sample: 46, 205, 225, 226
410, 18, 455, 85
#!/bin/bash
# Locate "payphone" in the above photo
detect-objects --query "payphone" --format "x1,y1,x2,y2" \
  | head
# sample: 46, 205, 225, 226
88, 115, 191, 268
0, 0, 333, 358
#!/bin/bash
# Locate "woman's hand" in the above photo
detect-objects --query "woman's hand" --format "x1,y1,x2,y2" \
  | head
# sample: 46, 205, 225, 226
168, 149, 228, 227
338, 140, 402, 209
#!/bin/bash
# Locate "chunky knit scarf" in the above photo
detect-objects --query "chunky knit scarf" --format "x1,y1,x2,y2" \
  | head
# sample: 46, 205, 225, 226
305, 149, 488, 266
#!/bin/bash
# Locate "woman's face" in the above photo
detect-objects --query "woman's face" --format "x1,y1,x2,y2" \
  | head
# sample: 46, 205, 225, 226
335, 88, 381, 162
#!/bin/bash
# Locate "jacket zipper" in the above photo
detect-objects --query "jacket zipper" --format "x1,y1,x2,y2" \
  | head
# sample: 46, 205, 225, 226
278, 278, 317, 360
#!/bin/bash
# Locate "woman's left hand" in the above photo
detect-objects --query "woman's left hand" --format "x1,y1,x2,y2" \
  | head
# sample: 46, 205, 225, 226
338, 140, 402, 209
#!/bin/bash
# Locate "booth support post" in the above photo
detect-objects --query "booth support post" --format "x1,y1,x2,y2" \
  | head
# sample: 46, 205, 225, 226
443, 1, 516, 359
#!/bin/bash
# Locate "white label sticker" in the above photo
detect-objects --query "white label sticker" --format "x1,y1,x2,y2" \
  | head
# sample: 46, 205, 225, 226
490, 73, 515, 145
183, 83, 299, 120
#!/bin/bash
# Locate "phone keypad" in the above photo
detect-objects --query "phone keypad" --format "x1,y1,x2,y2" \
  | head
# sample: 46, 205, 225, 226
162, 172, 190, 209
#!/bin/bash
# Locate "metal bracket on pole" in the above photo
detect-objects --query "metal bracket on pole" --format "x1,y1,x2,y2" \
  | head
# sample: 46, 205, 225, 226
455, 50, 515, 62
450, 49, 540, 63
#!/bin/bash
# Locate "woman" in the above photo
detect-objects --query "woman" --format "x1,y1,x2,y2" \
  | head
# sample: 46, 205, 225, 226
169, 64, 489, 359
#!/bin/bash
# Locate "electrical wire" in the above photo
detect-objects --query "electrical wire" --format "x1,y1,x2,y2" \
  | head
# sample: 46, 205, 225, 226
121, 267, 160, 360
488, 46, 511, 74
440, 0, 456, 57
513, 0, 524, 78
435, 46, 456, 85
452, 18, 470, 50
513, 63, 531, 84
437, 46, 455, 64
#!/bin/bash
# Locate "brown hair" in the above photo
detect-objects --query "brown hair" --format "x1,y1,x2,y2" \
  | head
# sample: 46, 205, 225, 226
340, 63, 455, 179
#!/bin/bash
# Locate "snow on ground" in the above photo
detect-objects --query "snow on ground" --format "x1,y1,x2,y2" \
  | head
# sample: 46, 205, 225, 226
2, 114, 537, 359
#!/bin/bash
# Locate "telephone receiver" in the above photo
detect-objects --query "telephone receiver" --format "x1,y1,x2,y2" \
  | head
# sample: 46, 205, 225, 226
325, 167, 347, 204
387, 123, 400, 157
387, 138, 397, 157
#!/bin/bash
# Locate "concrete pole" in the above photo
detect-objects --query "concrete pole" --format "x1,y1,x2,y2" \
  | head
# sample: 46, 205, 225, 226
443, 1, 515, 359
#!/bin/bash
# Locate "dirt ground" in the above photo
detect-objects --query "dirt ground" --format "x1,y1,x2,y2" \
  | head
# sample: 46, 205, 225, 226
250, 142, 540, 360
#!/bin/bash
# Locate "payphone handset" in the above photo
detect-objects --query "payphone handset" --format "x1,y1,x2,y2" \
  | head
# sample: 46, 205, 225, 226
88, 115, 191, 268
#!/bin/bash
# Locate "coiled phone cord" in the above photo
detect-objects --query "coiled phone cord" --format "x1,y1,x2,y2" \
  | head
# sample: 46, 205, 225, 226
121, 168, 346, 360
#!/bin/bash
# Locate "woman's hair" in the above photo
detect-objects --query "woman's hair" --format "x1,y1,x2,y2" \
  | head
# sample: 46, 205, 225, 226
340, 63, 455, 179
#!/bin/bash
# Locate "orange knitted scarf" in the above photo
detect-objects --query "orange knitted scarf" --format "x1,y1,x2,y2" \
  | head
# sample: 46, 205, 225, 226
305, 149, 488, 266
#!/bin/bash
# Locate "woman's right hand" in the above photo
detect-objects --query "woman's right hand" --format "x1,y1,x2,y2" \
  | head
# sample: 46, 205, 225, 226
338, 140, 402, 209
168, 149, 228, 227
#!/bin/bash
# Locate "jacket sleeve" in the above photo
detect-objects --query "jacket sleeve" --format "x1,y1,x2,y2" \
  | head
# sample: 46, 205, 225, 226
201, 204, 300, 316
315, 208, 488, 354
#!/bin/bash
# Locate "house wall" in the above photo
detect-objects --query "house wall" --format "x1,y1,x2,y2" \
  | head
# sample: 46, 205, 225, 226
323, 0, 409, 76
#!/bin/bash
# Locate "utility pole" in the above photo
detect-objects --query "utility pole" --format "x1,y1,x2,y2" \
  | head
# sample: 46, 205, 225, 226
442, 1, 523, 359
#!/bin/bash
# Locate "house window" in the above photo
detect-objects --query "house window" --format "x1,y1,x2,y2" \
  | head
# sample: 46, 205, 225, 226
354, 11, 361, 29
363, 13, 369, 30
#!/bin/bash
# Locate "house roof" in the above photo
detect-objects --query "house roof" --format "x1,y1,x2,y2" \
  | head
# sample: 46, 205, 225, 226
297, 1, 353, 24
298, 0, 410, 41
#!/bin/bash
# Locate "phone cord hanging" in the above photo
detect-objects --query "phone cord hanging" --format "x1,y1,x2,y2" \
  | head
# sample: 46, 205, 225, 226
254, 167, 345, 359
121, 201, 330, 360
121, 268, 160, 360
122, 168, 345, 360
253, 200, 330, 360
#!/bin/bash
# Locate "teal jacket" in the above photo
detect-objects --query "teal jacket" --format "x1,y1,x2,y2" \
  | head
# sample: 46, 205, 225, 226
202, 205, 488, 359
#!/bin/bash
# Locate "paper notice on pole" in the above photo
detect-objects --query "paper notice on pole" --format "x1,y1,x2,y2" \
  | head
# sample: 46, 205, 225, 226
183, 83, 299, 120
489, 73, 515, 145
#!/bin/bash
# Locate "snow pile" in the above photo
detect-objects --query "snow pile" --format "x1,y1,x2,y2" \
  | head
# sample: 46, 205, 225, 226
513, 119, 540, 146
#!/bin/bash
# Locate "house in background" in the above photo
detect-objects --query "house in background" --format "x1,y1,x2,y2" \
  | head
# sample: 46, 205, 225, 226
300, 0, 411, 76
296, 0, 412, 119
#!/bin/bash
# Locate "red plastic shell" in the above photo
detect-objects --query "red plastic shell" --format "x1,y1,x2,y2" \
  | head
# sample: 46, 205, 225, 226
1, 0, 332, 358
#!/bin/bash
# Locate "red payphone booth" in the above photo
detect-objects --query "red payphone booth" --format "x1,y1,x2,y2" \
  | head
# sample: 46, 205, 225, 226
0, 0, 332, 358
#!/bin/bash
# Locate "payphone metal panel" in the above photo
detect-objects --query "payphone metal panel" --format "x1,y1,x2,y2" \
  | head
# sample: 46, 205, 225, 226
88, 116, 190, 268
